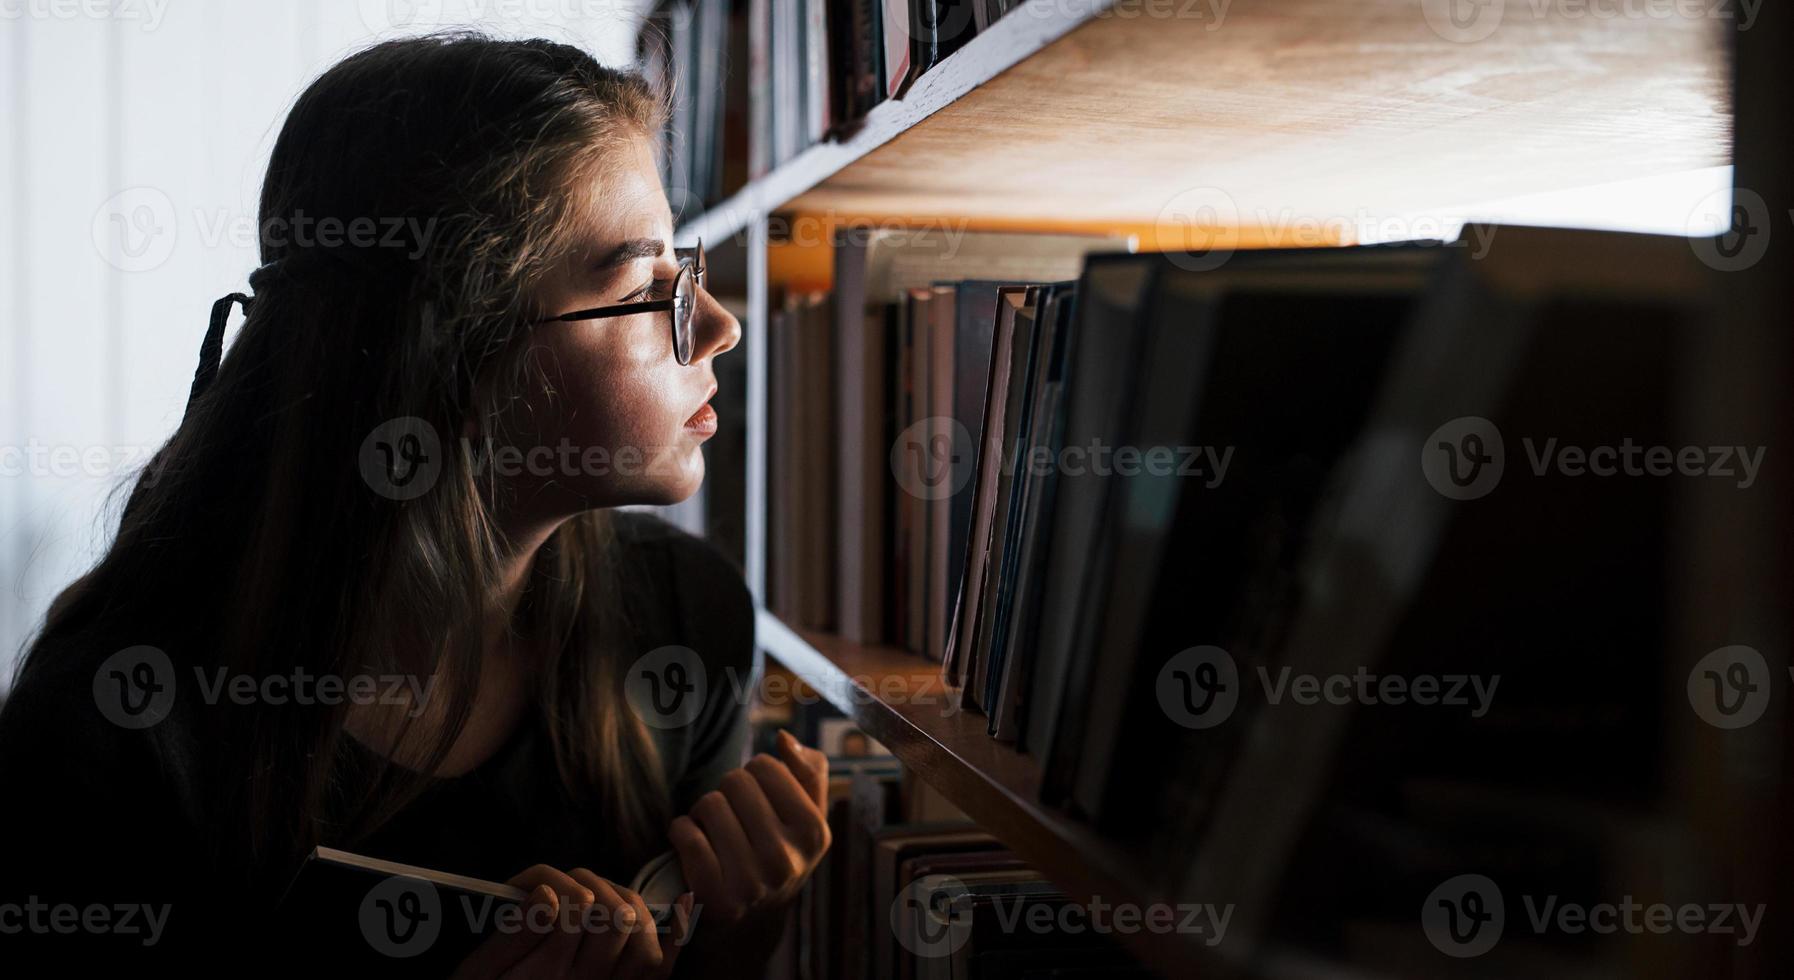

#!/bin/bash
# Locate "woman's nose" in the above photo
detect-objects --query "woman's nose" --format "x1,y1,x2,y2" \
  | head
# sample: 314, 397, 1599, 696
690, 287, 741, 363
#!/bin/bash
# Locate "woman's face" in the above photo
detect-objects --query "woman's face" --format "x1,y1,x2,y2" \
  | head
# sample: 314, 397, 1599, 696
498, 135, 741, 520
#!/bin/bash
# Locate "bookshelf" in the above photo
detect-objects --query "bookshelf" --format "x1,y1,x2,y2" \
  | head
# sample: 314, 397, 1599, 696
683, 0, 1727, 245
668, 2, 1748, 977
756, 609, 1224, 976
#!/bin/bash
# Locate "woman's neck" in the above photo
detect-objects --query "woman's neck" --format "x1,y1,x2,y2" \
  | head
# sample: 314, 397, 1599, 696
342, 511, 574, 775
485, 511, 576, 660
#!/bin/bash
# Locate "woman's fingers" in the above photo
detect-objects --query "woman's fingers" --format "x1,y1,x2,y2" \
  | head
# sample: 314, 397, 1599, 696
691, 789, 758, 888
507, 863, 596, 907
495, 864, 594, 976
668, 813, 723, 906
666, 891, 695, 958
612, 886, 666, 980
771, 732, 834, 866
508, 898, 585, 978
455, 863, 697, 979
449, 883, 557, 980
745, 751, 820, 828
653, 734, 837, 941
719, 767, 799, 882
690, 788, 764, 913
502, 883, 584, 976
776, 729, 829, 809
566, 868, 634, 973
745, 753, 832, 869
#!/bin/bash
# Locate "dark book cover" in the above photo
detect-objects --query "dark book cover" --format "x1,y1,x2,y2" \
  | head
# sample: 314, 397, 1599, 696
977, 286, 1047, 719
835, 226, 887, 644
871, 830, 1001, 980
904, 288, 935, 654
912, 0, 978, 86
989, 283, 1073, 742
937, 281, 1002, 674
926, 284, 959, 662
1009, 288, 1079, 755
1081, 248, 1443, 849
946, 285, 1025, 703
833, 0, 888, 133
975, 281, 1047, 710
1033, 254, 1159, 805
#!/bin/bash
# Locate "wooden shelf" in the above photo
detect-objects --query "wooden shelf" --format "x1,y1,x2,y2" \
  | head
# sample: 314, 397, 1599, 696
722, 5, 1742, 977
677, 0, 1102, 246
756, 608, 1228, 979
681, 0, 1728, 245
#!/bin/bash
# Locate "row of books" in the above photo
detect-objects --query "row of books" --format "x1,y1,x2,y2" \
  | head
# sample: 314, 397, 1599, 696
768, 707, 1146, 979
636, 1, 1023, 209
770, 224, 1727, 971
637, 0, 750, 214
766, 227, 1130, 643
1032, 227, 1722, 972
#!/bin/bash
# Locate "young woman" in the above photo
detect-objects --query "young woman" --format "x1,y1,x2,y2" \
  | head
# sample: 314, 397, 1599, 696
0, 33, 828, 976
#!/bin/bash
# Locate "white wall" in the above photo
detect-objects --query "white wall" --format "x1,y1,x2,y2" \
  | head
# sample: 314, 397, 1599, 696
0, 0, 651, 694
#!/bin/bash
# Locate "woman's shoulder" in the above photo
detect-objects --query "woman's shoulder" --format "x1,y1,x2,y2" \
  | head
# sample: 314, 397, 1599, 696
0, 636, 208, 903
0, 637, 203, 801
609, 510, 754, 674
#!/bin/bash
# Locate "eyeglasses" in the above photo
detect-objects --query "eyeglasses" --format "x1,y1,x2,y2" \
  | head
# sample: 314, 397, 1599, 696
532, 239, 707, 365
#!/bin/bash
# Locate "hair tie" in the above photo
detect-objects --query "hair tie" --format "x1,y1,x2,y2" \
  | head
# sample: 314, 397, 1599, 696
191, 291, 252, 415
190, 245, 423, 417
192, 255, 298, 413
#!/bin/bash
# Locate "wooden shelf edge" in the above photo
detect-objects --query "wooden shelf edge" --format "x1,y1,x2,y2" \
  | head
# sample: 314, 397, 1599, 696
755, 607, 1239, 979
675, 0, 1114, 246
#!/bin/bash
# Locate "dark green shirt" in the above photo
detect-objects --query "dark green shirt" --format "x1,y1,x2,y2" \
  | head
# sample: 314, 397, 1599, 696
0, 512, 755, 966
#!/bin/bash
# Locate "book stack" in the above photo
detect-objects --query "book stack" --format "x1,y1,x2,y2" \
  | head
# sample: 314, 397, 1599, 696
769, 704, 1147, 979
765, 226, 1134, 639
638, 1, 1022, 193
1030, 227, 1722, 970
773, 224, 1728, 971
636, 0, 751, 215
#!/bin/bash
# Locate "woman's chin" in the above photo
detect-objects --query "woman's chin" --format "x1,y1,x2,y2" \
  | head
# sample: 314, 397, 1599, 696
633, 447, 705, 506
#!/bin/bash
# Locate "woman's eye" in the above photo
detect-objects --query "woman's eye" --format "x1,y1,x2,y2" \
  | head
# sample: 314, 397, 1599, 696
626, 278, 671, 302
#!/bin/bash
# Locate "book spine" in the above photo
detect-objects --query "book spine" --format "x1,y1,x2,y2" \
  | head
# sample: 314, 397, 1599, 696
905, 290, 930, 655
925, 285, 956, 662
805, 0, 830, 147
835, 231, 884, 644
850, 0, 886, 122
749, 0, 771, 179
882, 0, 914, 100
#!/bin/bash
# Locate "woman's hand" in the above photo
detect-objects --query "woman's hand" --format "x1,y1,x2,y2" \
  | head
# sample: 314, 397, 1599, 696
450, 864, 692, 979
667, 729, 832, 930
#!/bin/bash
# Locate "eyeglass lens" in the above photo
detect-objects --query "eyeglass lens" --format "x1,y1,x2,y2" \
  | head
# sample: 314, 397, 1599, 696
674, 261, 695, 364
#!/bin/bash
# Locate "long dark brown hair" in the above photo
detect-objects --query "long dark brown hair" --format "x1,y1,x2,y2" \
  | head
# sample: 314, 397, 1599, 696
12, 31, 675, 898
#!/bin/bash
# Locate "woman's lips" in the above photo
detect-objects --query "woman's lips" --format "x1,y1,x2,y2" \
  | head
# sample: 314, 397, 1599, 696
684, 401, 718, 437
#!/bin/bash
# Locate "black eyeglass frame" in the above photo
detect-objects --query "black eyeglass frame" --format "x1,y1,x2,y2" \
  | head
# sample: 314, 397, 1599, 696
531, 240, 707, 365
